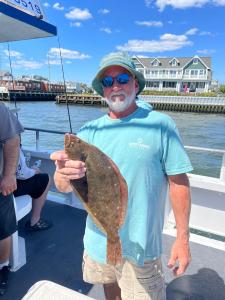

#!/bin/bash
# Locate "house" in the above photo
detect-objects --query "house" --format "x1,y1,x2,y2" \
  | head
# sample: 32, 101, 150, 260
132, 55, 212, 93
65, 81, 82, 93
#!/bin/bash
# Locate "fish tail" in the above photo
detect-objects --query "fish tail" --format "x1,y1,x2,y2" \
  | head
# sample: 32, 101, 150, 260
107, 237, 122, 266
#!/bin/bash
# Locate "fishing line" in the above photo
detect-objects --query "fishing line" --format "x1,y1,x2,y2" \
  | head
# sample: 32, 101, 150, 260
57, 34, 73, 133
7, 42, 18, 119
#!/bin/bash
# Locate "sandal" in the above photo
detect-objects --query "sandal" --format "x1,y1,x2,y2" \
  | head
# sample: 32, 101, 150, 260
0, 266, 10, 296
25, 218, 52, 231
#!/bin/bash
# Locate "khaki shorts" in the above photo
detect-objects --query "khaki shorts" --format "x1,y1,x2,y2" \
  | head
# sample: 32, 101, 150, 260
82, 252, 166, 300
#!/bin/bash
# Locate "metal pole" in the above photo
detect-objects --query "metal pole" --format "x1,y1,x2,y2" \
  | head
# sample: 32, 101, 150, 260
36, 130, 40, 151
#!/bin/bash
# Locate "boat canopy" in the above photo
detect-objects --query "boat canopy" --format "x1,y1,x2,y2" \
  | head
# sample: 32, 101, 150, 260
0, 0, 57, 42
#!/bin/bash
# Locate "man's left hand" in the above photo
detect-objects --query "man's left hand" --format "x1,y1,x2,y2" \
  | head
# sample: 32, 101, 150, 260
167, 237, 191, 276
0, 174, 17, 196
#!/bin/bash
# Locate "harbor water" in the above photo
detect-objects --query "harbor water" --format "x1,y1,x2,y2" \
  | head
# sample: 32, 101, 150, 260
4, 101, 225, 178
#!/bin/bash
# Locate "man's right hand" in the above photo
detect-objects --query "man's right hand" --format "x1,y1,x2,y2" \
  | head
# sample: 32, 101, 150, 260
50, 150, 86, 179
50, 150, 86, 193
0, 174, 17, 196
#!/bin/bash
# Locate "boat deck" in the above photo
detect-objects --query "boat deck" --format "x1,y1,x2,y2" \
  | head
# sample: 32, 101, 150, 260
2, 200, 225, 300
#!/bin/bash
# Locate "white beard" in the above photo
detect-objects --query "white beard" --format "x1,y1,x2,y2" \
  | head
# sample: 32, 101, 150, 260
105, 89, 136, 113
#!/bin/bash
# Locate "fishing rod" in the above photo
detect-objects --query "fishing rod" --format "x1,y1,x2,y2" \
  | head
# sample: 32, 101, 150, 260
7, 42, 18, 119
57, 34, 73, 134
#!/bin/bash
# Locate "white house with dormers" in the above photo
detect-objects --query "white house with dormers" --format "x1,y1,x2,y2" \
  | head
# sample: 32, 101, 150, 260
132, 55, 212, 93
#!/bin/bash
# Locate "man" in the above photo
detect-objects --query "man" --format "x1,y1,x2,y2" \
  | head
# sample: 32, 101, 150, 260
0, 103, 23, 296
51, 52, 193, 300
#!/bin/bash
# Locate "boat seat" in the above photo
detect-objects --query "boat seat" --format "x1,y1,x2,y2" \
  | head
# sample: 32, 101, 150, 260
10, 195, 32, 272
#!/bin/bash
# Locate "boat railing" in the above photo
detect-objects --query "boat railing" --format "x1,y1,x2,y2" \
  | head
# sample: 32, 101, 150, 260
24, 127, 225, 183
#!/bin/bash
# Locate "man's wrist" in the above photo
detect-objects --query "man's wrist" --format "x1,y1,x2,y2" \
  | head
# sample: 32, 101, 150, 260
176, 229, 190, 241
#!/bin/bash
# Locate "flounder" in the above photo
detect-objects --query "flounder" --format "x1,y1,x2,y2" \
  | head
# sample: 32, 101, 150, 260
64, 133, 128, 265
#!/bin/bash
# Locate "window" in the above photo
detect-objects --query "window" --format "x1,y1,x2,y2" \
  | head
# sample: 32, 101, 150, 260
152, 59, 160, 66
190, 70, 198, 76
163, 81, 176, 88
172, 59, 177, 66
193, 58, 198, 64
146, 81, 159, 88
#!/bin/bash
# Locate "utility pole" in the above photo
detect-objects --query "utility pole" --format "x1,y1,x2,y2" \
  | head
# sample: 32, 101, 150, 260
47, 53, 51, 92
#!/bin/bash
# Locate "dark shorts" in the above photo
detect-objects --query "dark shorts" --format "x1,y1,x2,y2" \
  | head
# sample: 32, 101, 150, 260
0, 193, 17, 240
14, 173, 49, 199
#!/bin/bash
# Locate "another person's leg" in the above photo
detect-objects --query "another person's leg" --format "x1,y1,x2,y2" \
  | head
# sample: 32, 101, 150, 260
0, 238, 11, 296
14, 174, 52, 230
0, 194, 17, 295
0, 238, 11, 263
30, 175, 51, 226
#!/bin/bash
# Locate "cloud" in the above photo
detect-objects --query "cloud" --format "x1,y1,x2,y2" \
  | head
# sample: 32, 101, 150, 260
185, 28, 214, 36
213, 0, 225, 5
135, 21, 163, 27
11, 60, 43, 69
154, 0, 209, 11
47, 59, 61, 65
185, 28, 198, 35
48, 48, 91, 59
145, 0, 152, 7
65, 8, 92, 20
98, 8, 110, 14
100, 27, 112, 34
152, 0, 225, 11
197, 49, 216, 54
70, 22, 82, 27
199, 31, 213, 36
3, 50, 23, 58
53, 2, 64, 11
117, 33, 192, 52
43, 2, 50, 7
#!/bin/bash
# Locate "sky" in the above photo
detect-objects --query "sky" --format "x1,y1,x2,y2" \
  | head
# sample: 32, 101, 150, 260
0, 0, 225, 85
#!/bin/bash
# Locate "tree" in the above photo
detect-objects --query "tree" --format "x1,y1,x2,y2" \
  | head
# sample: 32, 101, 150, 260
219, 85, 225, 94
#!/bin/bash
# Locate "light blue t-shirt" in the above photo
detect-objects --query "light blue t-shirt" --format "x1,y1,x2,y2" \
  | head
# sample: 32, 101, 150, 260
77, 107, 193, 266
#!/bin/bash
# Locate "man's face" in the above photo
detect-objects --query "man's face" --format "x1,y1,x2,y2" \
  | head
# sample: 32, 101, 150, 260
101, 66, 139, 113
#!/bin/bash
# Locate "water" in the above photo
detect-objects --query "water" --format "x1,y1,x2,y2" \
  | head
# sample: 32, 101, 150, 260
4, 101, 225, 178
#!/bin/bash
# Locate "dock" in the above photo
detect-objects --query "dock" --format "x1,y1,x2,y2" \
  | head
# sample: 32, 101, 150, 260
56, 93, 225, 113
143, 95, 225, 114
1, 91, 63, 101
56, 94, 105, 106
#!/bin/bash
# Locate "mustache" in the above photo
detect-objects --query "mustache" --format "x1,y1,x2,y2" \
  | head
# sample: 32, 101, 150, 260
109, 91, 127, 98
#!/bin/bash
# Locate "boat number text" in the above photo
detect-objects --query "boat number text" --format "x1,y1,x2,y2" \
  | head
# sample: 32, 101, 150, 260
10, 0, 42, 16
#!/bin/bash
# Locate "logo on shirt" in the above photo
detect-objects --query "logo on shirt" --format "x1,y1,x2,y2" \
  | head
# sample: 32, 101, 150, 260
129, 138, 150, 150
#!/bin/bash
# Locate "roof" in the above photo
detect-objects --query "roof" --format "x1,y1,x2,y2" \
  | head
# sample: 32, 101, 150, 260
0, 1, 57, 42
0, 70, 11, 76
134, 56, 211, 69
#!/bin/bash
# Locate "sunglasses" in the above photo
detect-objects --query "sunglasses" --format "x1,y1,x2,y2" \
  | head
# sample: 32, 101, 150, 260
101, 73, 131, 88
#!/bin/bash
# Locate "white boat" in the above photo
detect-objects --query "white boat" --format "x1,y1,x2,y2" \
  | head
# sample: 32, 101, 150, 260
6, 126, 224, 300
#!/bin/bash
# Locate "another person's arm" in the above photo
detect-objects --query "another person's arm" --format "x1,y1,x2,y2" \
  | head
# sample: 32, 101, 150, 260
167, 173, 191, 276
0, 135, 20, 196
50, 150, 86, 193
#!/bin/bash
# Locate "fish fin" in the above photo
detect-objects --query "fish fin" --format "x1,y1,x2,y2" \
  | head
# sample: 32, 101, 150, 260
107, 236, 122, 266
106, 157, 128, 227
